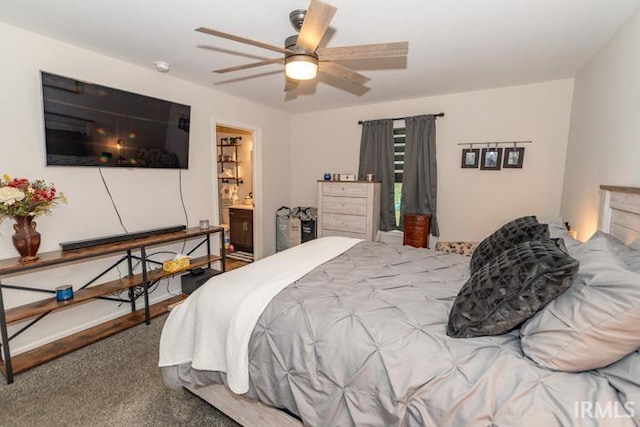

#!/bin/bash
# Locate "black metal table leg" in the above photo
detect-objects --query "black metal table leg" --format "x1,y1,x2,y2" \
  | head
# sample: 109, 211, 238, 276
220, 230, 226, 272
126, 250, 136, 312
140, 247, 150, 325
0, 283, 14, 384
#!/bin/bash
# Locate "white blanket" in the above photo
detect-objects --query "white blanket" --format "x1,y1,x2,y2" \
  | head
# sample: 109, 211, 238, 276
158, 236, 362, 394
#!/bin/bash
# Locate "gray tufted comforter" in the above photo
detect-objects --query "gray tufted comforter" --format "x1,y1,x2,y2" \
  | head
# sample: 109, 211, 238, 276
165, 241, 638, 426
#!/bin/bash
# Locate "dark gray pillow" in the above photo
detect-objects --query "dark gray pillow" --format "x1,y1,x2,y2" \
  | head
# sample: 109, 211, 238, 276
447, 238, 579, 338
470, 216, 549, 273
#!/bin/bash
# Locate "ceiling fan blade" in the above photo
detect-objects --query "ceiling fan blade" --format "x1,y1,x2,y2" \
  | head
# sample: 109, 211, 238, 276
317, 41, 409, 61
296, 0, 337, 53
196, 27, 291, 55
319, 62, 370, 86
213, 58, 284, 74
284, 77, 300, 92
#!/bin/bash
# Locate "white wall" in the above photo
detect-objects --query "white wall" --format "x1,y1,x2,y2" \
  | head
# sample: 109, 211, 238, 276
0, 23, 291, 354
561, 10, 640, 241
291, 79, 575, 241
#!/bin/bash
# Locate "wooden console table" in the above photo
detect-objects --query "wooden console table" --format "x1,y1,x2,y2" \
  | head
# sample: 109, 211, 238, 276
0, 226, 225, 384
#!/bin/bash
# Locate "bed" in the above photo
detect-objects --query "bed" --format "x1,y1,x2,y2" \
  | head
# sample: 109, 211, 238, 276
159, 185, 640, 426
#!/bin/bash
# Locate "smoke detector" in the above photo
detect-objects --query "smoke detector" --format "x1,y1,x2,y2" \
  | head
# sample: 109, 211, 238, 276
154, 61, 171, 73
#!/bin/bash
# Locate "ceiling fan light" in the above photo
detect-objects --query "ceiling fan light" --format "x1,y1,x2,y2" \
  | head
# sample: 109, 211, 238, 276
285, 54, 318, 80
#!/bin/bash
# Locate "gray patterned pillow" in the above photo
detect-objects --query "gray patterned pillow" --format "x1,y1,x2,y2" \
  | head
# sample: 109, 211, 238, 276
447, 238, 579, 338
470, 216, 549, 273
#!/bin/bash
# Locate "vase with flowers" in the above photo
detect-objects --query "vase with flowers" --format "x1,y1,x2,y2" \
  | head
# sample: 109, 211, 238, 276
0, 174, 67, 262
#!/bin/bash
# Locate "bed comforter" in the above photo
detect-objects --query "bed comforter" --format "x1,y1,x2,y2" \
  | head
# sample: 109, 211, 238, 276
161, 241, 639, 427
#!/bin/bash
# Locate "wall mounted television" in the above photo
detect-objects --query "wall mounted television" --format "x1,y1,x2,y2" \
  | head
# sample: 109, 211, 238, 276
41, 71, 190, 169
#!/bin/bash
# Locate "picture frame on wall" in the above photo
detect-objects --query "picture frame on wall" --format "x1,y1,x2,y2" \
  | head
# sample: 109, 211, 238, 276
461, 148, 480, 168
480, 148, 503, 170
503, 147, 525, 168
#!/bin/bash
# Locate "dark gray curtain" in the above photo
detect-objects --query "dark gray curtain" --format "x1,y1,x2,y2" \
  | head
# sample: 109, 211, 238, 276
357, 119, 396, 231
400, 115, 439, 236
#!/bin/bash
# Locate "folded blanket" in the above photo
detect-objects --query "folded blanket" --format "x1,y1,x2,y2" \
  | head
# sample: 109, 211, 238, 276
159, 236, 362, 393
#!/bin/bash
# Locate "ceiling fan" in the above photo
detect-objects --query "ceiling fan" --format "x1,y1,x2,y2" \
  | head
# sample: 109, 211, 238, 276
195, 0, 409, 92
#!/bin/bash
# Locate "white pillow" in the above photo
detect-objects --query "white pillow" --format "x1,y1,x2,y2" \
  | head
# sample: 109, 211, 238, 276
521, 234, 640, 371
547, 217, 581, 249
593, 230, 640, 274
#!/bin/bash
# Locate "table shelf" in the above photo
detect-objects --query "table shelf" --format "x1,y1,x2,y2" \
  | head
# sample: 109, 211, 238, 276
0, 294, 186, 376
4, 254, 220, 325
0, 226, 225, 384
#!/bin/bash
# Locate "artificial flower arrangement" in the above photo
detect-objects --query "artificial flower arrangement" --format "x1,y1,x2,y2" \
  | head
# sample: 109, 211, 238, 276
0, 174, 67, 223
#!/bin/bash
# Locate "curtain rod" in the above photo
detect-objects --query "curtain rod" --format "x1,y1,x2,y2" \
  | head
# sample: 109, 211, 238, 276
358, 112, 445, 125
457, 140, 532, 147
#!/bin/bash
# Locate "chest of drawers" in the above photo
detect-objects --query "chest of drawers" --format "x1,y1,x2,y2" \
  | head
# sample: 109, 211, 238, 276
403, 213, 431, 248
317, 181, 381, 241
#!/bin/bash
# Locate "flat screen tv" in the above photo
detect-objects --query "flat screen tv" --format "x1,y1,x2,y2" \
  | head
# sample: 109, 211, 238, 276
41, 71, 190, 169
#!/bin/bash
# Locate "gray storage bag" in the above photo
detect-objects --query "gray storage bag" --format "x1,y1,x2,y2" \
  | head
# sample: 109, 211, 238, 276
276, 207, 302, 252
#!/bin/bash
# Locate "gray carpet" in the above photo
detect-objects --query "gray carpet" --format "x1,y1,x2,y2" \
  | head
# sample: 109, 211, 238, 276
0, 313, 240, 427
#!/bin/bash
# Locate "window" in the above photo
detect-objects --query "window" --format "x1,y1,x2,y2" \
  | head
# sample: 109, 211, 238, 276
393, 127, 406, 226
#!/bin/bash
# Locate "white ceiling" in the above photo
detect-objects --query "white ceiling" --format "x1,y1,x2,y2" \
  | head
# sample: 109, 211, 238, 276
2, 0, 639, 114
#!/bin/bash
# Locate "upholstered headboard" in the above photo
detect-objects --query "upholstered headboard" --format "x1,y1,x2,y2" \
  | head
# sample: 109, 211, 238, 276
599, 185, 640, 248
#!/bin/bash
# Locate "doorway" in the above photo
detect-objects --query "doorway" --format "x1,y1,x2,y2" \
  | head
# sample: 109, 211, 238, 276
215, 125, 256, 263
